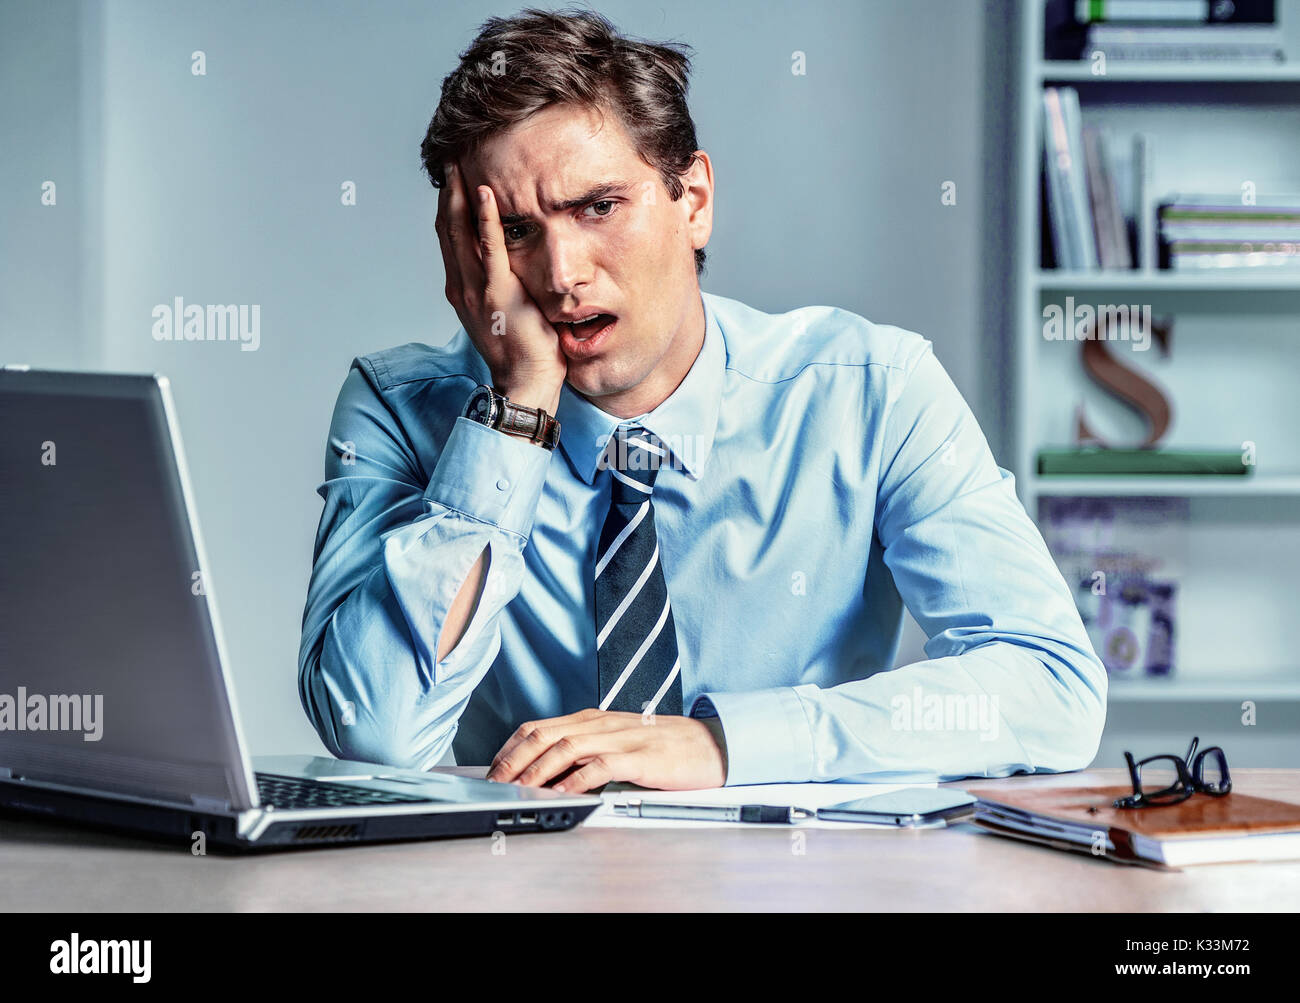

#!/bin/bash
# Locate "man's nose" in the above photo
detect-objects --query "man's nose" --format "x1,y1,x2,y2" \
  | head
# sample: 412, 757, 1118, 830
541, 230, 591, 295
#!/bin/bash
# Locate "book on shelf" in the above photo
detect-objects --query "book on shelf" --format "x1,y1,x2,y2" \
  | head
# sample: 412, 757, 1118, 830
1042, 87, 1150, 271
1083, 126, 1134, 268
1084, 24, 1286, 62
1042, 126, 1300, 273
1045, 0, 1280, 60
1038, 447, 1252, 474
1132, 133, 1153, 268
1042, 88, 1077, 269
1042, 87, 1101, 269
1159, 194, 1300, 269
1168, 243, 1300, 269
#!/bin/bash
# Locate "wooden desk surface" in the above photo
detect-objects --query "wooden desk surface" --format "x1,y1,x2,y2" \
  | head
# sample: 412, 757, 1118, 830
2, 768, 1298, 911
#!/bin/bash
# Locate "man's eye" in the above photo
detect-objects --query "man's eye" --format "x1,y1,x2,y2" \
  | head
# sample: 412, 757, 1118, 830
504, 201, 617, 244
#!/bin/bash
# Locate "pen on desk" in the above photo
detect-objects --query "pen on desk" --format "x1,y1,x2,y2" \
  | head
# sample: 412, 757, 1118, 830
613, 798, 814, 824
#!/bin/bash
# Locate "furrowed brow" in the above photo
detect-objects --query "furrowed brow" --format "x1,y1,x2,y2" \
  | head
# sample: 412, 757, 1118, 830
497, 181, 638, 226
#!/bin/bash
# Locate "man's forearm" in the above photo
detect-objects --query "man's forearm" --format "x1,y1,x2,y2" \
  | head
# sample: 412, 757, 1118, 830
693, 639, 1105, 785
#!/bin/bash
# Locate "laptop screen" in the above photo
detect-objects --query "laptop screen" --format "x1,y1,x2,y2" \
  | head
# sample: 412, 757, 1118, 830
0, 370, 257, 811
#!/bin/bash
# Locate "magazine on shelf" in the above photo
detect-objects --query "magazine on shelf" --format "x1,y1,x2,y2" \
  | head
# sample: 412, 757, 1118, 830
1039, 496, 1188, 679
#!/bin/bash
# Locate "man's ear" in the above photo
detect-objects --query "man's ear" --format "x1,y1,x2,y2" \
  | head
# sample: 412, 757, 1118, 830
681, 151, 714, 256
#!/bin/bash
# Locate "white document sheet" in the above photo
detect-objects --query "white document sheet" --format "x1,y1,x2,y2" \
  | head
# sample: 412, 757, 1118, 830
582, 780, 940, 829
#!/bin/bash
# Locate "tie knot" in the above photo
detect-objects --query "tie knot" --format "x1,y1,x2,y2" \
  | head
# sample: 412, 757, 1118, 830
605, 424, 666, 503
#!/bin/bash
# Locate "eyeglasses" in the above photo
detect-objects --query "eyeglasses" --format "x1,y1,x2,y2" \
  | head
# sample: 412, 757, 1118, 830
1112, 736, 1231, 809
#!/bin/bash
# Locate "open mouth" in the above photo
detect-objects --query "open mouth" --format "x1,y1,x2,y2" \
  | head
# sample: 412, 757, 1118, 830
560, 313, 616, 341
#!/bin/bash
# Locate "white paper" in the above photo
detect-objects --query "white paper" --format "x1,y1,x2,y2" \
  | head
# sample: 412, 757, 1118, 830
582, 780, 939, 829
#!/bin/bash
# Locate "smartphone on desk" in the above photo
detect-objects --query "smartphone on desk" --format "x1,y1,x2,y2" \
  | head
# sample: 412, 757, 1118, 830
817, 787, 977, 828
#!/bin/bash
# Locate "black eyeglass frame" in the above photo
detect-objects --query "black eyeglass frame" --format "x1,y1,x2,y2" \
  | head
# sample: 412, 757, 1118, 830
1112, 736, 1232, 809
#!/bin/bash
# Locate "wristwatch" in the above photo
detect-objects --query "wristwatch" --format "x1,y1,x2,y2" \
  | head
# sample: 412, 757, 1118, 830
462, 384, 561, 451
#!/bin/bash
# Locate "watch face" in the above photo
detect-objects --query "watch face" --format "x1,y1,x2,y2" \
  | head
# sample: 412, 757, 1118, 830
466, 386, 495, 423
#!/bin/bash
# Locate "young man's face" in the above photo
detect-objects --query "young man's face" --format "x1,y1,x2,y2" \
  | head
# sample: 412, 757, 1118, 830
462, 103, 713, 418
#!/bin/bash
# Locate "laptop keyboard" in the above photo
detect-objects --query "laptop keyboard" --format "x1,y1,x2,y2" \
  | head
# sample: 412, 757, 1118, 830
255, 772, 431, 810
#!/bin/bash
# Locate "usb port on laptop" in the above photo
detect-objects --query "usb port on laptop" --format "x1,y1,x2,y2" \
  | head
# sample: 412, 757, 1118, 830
518, 812, 537, 824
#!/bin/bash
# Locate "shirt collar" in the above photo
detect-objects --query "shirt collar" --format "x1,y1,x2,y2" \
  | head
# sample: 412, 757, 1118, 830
555, 291, 724, 485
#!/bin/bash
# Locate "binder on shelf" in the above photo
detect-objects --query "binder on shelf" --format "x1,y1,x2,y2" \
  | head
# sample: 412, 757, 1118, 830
1072, 0, 1277, 24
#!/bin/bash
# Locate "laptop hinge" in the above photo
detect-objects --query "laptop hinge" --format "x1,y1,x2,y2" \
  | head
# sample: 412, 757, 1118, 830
191, 795, 231, 813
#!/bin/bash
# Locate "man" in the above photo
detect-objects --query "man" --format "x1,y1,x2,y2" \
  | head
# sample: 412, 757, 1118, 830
298, 8, 1106, 793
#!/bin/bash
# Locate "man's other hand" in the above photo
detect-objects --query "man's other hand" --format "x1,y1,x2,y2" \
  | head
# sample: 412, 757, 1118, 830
484, 708, 727, 792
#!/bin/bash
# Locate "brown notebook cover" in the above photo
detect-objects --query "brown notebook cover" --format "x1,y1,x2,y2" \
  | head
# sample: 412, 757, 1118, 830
966, 785, 1300, 868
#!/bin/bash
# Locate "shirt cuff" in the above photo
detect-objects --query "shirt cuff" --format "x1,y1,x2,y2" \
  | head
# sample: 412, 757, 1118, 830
689, 687, 816, 786
424, 416, 553, 541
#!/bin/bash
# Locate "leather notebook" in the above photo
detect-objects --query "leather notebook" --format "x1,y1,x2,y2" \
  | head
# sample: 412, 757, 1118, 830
966, 785, 1300, 869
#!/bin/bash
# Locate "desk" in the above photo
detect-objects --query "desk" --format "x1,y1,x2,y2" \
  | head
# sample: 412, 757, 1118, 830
2, 768, 1298, 911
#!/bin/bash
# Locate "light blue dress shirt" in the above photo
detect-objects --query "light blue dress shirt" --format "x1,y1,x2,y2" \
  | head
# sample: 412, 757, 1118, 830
299, 291, 1107, 785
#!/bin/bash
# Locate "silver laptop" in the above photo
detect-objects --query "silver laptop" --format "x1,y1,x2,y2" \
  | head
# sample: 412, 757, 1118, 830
0, 366, 602, 850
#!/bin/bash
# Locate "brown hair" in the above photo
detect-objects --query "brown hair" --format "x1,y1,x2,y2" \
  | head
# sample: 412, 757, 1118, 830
420, 6, 706, 276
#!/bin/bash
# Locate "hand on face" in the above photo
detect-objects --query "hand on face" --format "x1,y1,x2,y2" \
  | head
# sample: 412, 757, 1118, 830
435, 159, 567, 407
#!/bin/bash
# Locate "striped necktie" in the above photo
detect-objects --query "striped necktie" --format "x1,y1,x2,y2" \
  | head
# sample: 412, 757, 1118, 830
594, 423, 683, 717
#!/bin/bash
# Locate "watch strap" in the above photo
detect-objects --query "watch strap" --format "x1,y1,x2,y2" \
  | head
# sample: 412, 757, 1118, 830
492, 388, 560, 450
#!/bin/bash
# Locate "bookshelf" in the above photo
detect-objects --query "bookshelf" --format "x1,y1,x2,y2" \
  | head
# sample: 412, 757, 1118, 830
1011, 1, 1300, 717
